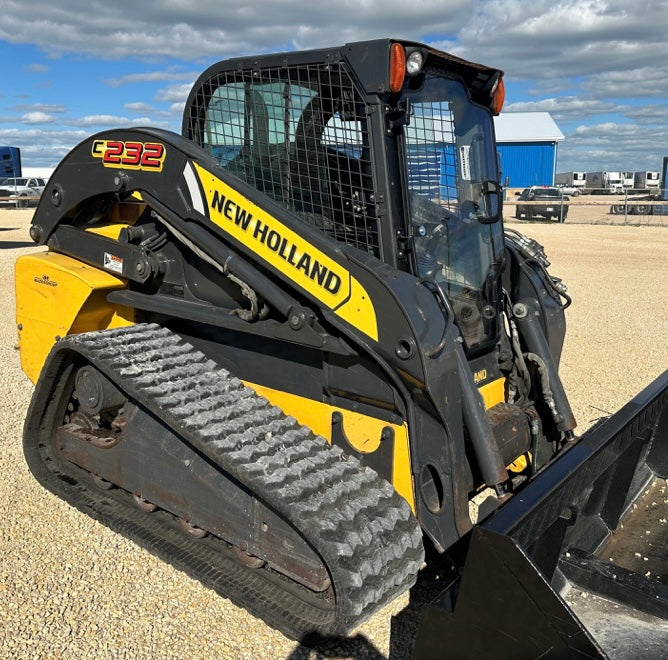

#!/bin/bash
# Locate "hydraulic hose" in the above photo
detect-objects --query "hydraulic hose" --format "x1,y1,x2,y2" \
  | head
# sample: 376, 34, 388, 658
513, 300, 577, 435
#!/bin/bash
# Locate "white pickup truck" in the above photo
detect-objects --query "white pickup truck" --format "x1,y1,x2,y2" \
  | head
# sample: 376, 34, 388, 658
0, 177, 47, 208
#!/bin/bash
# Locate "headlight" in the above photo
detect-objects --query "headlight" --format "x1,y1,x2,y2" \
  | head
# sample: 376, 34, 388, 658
406, 50, 425, 76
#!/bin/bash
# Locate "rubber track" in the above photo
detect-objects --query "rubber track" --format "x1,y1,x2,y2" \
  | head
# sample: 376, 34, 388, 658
25, 323, 424, 638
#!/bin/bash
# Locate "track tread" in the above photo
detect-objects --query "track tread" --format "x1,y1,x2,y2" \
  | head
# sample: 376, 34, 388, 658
26, 323, 424, 638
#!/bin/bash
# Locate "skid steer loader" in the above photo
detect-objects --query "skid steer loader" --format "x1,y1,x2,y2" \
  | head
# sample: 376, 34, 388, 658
14, 39, 667, 655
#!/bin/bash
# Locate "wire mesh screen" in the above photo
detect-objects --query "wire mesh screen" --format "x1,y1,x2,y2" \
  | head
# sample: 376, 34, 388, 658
405, 103, 458, 216
187, 62, 380, 256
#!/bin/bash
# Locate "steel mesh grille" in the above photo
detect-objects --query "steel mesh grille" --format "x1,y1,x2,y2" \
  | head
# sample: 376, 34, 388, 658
187, 62, 380, 256
405, 101, 458, 216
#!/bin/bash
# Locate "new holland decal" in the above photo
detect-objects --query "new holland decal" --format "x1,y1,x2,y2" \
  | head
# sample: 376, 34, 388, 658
192, 162, 378, 341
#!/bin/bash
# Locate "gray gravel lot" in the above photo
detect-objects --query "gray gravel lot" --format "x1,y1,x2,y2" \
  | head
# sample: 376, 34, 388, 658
1, 208, 667, 658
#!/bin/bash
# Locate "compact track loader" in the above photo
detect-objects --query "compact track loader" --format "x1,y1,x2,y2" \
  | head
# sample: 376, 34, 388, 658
15, 39, 667, 655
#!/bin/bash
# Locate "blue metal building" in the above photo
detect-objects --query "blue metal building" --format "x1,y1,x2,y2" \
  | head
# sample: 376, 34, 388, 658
493, 113, 564, 189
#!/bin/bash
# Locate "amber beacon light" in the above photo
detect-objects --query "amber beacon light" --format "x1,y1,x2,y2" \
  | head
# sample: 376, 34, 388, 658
490, 76, 505, 115
389, 43, 406, 92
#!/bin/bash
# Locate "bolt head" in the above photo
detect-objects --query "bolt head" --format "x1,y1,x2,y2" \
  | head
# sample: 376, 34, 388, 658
29, 225, 42, 242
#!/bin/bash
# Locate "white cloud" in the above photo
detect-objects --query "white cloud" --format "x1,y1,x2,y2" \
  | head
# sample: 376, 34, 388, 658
107, 70, 199, 88
168, 102, 186, 115
1, 0, 667, 171
1, 0, 667, 83
124, 102, 155, 113
155, 83, 192, 104
12, 102, 67, 113
558, 121, 668, 171
0, 127, 87, 142
27, 63, 49, 73
21, 111, 55, 124
455, 0, 668, 79
573, 121, 640, 137
65, 114, 154, 127
0, 1, 472, 60
623, 105, 668, 123
505, 97, 622, 121
583, 67, 668, 98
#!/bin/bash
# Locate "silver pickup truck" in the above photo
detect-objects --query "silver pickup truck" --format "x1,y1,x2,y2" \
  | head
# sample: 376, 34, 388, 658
0, 177, 47, 208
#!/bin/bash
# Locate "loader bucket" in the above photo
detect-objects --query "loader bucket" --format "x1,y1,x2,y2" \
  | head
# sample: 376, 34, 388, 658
413, 369, 668, 659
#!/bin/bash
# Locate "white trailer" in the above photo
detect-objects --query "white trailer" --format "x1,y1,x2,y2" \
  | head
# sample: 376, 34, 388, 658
622, 172, 635, 189
585, 171, 624, 194
555, 171, 586, 188
633, 171, 660, 190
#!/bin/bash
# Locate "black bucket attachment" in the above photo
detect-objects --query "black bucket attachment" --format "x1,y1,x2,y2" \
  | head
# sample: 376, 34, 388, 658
413, 369, 668, 659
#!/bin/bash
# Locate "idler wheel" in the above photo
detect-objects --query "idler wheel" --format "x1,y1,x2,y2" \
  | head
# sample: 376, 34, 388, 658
234, 545, 265, 569
179, 518, 208, 538
133, 494, 157, 513
91, 472, 113, 490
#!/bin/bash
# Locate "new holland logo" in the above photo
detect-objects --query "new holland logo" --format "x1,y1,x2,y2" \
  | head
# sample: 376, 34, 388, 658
192, 162, 379, 342
210, 190, 342, 295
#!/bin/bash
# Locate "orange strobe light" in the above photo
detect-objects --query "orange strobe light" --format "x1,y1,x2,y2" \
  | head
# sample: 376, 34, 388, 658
491, 76, 505, 115
389, 43, 406, 93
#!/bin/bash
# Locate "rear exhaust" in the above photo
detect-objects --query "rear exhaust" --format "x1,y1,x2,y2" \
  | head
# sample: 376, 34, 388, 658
413, 369, 668, 658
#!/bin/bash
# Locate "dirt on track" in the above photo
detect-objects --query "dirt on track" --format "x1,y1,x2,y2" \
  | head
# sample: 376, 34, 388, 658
1, 208, 667, 658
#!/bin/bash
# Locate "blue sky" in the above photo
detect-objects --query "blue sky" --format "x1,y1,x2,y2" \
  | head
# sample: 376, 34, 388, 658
1, 0, 667, 174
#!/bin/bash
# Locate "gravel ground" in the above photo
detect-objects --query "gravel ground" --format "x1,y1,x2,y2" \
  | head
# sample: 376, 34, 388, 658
1, 208, 667, 659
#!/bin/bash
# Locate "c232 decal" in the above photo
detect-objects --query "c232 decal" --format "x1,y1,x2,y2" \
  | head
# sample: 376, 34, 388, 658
91, 140, 166, 172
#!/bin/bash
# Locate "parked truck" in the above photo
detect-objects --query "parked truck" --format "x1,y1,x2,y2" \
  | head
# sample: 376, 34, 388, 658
586, 171, 624, 194
0, 146, 21, 178
555, 171, 585, 191
622, 171, 634, 189
610, 160, 667, 215
634, 170, 660, 191
650, 158, 668, 215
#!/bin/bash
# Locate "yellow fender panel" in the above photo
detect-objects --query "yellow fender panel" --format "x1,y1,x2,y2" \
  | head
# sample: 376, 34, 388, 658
15, 251, 134, 383
246, 381, 415, 512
